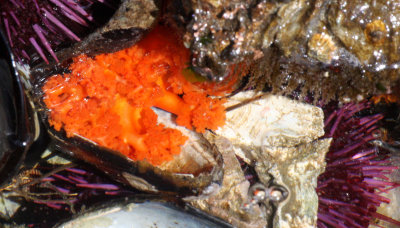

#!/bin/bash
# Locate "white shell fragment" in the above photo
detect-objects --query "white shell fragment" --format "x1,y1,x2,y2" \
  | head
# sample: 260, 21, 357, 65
0, 193, 20, 220
217, 91, 325, 148
154, 108, 219, 174
259, 138, 332, 228
186, 135, 268, 228
209, 91, 331, 228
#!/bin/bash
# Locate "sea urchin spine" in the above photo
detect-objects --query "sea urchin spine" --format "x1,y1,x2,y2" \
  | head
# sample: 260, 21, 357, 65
9, 165, 124, 212
0, 0, 105, 64
317, 102, 400, 228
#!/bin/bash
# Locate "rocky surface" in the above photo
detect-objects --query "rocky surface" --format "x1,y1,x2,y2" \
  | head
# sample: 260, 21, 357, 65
181, 0, 400, 101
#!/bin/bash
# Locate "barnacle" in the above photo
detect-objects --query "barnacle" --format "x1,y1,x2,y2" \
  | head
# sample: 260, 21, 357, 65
307, 33, 338, 64
364, 20, 387, 46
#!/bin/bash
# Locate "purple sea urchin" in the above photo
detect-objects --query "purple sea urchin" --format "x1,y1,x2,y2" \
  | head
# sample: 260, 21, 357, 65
3, 163, 129, 214
317, 102, 400, 228
0, 0, 107, 64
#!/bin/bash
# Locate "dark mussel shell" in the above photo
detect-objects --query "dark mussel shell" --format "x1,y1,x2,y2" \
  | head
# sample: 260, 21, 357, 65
28, 0, 223, 196
0, 30, 35, 187
44, 126, 222, 195
31, 77, 223, 195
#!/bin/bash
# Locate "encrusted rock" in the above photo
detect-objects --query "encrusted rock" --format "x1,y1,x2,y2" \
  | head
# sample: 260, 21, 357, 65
180, 0, 400, 101
183, 0, 280, 80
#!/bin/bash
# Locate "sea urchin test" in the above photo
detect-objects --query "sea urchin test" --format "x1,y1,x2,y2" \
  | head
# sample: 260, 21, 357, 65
42, 26, 230, 166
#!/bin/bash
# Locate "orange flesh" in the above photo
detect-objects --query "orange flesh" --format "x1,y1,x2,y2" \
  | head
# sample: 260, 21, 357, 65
42, 26, 232, 166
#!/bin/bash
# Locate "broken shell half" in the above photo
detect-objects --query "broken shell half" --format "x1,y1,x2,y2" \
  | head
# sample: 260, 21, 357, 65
202, 91, 331, 228
44, 106, 223, 195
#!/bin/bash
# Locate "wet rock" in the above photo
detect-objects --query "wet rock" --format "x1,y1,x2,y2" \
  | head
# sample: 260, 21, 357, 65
182, 0, 400, 101
184, 0, 280, 81
262, 0, 310, 56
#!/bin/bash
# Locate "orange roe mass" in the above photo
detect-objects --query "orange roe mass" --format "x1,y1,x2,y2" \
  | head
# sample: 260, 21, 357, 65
42, 26, 231, 166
